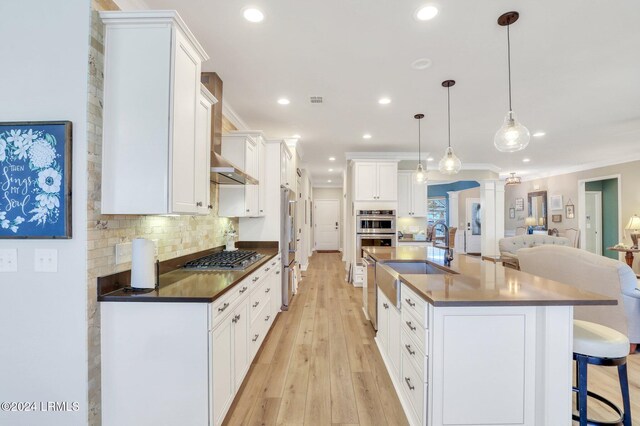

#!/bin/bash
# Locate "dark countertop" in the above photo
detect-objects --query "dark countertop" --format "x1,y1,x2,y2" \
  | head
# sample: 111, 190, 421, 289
398, 237, 430, 243
362, 246, 616, 307
98, 245, 279, 303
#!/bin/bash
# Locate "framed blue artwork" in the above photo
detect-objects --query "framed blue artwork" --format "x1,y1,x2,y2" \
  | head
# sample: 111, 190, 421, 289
0, 121, 72, 239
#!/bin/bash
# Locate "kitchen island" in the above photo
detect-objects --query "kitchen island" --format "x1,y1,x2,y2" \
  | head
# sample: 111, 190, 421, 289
362, 246, 615, 426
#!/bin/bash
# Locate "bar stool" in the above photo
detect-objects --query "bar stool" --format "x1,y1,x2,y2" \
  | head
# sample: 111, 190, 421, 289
573, 320, 632, 426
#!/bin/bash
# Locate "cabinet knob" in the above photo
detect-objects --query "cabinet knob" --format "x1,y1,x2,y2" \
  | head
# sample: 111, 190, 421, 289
246, 209, 250, 212
260, 209, 264, 212
252, 334, 259, 342
265, 288, 271, 293
208, 204, 213, 210
264, 315, 270, 322
253, 301, 260, 308
196, 201, 203, 207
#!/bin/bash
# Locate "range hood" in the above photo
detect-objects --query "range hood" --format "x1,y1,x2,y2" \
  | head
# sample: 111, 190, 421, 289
210, 152, 258, 185
201, 72, 257, 185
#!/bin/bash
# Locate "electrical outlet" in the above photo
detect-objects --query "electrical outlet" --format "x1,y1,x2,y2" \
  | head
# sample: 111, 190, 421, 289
0, 249, 18, 272
115, 242, 133, 265
34, 249, 57, 272
151, 239, 159, 258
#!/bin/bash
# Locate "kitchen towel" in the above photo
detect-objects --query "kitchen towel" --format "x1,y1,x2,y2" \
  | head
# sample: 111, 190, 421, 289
131, 238, 155, 289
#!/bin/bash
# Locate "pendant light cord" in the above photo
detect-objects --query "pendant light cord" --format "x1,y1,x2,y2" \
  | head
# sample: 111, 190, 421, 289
447, 86, 451, 148
418, 117, 422, 164
507, 24, 512, 112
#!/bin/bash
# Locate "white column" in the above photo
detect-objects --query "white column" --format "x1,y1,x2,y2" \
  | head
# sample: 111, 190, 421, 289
447, 191, 459, 228
480, 180, 505, 256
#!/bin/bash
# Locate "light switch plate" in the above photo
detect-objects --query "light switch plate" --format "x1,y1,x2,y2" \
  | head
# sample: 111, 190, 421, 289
0, 248, 18, 272
34, 249, 58, 272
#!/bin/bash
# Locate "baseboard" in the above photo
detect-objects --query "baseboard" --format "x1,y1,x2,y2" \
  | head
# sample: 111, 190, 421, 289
316, 250, 340, 253
362, 306, 369, 320
352, 281, 363, 288
374, 337, 419, 426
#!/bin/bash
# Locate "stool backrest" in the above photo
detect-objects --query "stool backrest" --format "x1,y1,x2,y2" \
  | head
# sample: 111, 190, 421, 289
518, 245, 635, 337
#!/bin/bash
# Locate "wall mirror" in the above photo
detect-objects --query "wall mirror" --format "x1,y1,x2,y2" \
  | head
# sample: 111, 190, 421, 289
528, 190, 548, 230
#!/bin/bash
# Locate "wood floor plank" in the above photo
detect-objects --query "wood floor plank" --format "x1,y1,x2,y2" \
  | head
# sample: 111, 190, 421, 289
247, 397, 281, 426
276, 344, 312, 425
352, 372, 389, 426
224, 365, 269, 425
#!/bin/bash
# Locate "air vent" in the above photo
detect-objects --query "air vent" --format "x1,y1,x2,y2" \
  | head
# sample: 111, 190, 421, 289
309, 96, 323, 104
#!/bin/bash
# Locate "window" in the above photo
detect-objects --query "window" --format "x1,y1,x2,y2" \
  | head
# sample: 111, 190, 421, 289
428, 197, 448, 239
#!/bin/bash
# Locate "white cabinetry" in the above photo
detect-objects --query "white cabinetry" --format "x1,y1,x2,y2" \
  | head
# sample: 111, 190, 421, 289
354, 161, 398, 201
398, 171, 427, 217
376, 289, 401, 380
195, 86, 216, 214
101, 254, 283, 426
281, 143, 294, 189
258, 139, 267, 215
100, 11, 211, 215
218, 134, 261, 217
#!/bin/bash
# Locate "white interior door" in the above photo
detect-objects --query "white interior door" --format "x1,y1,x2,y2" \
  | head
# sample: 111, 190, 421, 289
314, 199, 340, 250
465, 198, 481, 254
585, 191, 602, 255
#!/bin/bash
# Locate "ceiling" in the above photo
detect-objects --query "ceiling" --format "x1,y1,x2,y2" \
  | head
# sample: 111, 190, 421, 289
139, 0, 640, 186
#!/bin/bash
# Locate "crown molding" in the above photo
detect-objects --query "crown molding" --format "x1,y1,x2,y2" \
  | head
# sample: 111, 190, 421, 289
113, 0, 149, 10
222, 101, 250, 131
517, 153, 640, 182
345, 151, 428, 161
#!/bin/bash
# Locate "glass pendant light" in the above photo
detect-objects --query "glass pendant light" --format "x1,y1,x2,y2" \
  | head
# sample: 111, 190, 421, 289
438, 80, 462, 175
505, 172, 522, 185
414, 113, 426, 184
494, 11, 530, 153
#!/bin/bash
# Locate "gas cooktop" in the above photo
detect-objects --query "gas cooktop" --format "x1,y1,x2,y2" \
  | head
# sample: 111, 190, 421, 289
183, 250, 265, 271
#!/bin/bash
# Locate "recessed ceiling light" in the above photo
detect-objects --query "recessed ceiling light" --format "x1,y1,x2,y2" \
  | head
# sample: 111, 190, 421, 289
329, 157, 336, 161
522, 158, 531, 163
243, 8, 264, 23
363, 133, 372, 139
427, 157, 434, 162
292, 134, 301, 138
277, 98, 290, 105
411, 58, 432, 70
328, 168, 333, 172
415, 5, 438, 21
327, 180, 332, 183
533, 131, 546, 137
378, 97, 391, 105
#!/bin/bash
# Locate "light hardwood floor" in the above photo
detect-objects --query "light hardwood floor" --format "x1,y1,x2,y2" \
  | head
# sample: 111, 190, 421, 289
224, 252, 640, 425
223, 252, 408, 426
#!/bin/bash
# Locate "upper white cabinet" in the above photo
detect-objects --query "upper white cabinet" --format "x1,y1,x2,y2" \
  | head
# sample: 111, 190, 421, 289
218, 133, 267, 218
195, 86, 216, 214
100, 11, 211, 215
398, 171, 427, 217
281, 143, 294, 190
354, 161, 398, 201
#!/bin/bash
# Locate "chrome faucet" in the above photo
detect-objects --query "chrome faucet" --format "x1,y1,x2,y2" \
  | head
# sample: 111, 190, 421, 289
433, 220, 454, 265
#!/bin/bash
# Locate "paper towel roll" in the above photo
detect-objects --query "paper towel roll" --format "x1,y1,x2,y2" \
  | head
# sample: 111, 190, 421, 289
131, 238, 155, 289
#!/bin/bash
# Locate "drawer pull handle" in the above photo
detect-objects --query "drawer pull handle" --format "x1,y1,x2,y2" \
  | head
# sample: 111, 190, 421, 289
405, 344, 415, 355
253, 301, 260, 308
217, 302, 229, 313
232, 314, 241, 323
405, 298, 416, 307
252, 334, 259, 342
383, 302, 389, 309
406, 321, 417, 331
252, 277, 260, 282
196, 201, 203, 207
276, 271, 280, 275
239, 286, 248, 294
265, 288, 271, 293
264, 315, 270, 322
405, 377, 415, 391
264, 267, 270, 272
271, 262, 276, 266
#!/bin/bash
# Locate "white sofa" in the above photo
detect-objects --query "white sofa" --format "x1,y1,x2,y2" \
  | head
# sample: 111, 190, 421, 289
498, 235, 571, 267
518, 245, 640, 345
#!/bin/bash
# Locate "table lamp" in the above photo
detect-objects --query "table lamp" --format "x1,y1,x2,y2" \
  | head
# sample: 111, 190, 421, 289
626, 214, 640, 248
525, 216, 537, 234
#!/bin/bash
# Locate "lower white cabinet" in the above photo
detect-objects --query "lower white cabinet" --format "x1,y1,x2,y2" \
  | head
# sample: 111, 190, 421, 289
376, 289, 401, 380
101, 256, 282, 426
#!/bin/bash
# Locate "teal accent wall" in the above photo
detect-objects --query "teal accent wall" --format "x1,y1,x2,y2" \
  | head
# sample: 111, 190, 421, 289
427, 181, 480, 224
585, 179, 619, 259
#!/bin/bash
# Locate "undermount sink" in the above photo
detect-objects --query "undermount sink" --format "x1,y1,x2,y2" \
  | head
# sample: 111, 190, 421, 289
384, 261, 452, 275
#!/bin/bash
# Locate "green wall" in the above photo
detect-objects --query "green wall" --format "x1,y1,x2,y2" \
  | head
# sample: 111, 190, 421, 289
585, 179, 619, 259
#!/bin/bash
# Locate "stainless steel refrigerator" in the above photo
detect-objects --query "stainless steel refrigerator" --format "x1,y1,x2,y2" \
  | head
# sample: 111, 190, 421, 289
280, 187, 296, 310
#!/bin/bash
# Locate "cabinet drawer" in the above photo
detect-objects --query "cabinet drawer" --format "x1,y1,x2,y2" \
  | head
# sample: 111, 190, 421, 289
401, 330, 427, 381
249, 306, 267, 358
355, 265, 365, 275
250, 284, 269, 324
210, 291, 238, 328
401, 351, 426, 425
402, 284, 428, 328
401, 308, 428, 355
353, 274, 364, 284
